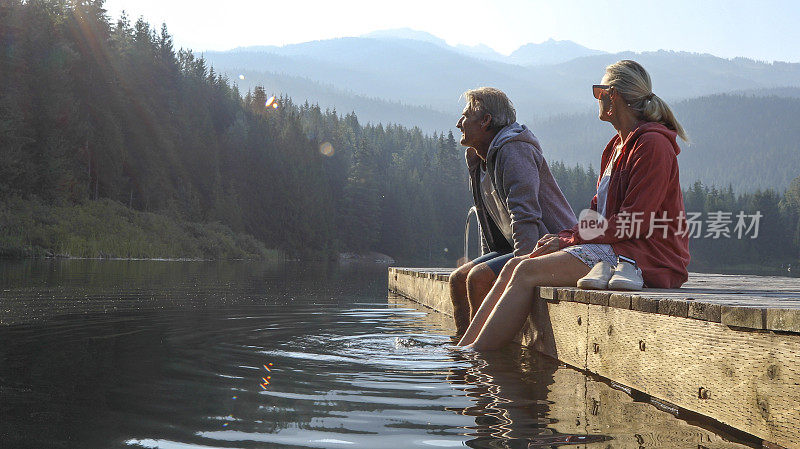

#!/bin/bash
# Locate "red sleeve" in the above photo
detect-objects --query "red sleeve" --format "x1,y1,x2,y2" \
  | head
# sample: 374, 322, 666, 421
558, 133, 675, 247
558, 193, 598, 241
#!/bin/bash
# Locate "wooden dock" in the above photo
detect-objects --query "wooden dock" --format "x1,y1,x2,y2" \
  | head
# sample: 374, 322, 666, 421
388, 267, 800, 449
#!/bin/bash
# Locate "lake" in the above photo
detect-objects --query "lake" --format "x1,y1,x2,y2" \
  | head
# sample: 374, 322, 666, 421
0, 260, 755, 448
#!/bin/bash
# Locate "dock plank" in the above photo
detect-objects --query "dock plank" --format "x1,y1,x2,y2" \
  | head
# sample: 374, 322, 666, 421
582, 373, 751, 448
390, 268, 800, 330
586, 305, 800, 448
547, 368, 751, 448
523, 299, 589, 370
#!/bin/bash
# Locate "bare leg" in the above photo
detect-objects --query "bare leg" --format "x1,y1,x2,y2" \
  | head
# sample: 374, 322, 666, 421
458, 256, 526, 346
468, 251, 590, 351
465, 264, 498, 319
449, 261, 475, 335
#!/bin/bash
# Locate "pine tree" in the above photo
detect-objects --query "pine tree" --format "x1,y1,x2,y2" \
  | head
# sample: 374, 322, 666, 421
342, 137, 381, 252
781, 176, 800, 263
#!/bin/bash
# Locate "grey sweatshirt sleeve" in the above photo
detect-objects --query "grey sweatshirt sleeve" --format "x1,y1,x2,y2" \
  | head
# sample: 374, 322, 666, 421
496, 142, 545, 256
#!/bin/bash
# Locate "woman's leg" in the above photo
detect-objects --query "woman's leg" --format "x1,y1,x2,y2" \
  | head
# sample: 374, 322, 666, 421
457, 256, 526, 346
467, 251, 591, 351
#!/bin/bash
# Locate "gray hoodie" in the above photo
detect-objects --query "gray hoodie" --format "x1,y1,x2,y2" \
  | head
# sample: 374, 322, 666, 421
479, 123, 577, 256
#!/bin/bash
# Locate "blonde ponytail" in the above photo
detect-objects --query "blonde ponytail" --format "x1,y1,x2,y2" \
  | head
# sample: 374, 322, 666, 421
605, 60, 689, 142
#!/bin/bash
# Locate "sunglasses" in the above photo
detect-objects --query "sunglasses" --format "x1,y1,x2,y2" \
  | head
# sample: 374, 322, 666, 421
593, 84, 611, 100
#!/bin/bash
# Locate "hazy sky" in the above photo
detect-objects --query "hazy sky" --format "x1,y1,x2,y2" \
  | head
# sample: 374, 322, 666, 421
103, 0, 800, 62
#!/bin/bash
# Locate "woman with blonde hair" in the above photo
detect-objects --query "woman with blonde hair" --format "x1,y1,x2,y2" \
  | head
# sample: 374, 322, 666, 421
458, 60, 691, 350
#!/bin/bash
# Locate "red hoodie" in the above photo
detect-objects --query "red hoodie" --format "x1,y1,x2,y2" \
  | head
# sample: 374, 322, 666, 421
558, 122, 690, 288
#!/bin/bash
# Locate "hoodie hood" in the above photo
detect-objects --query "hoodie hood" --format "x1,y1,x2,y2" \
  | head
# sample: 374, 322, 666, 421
486, 122, 541, 161
625, 122, 681, 156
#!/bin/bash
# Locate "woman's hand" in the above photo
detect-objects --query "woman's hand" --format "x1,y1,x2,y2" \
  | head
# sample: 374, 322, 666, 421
529, 234, 560, 258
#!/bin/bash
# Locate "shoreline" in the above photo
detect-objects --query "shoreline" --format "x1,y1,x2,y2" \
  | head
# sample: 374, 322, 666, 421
0, 196, 281, 261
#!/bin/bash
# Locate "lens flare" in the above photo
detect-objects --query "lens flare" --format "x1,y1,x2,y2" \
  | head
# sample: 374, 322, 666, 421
272, 103, 278, 109
238, 74, 245, 80
265, 96, 276, 108
319, 141, 334, 157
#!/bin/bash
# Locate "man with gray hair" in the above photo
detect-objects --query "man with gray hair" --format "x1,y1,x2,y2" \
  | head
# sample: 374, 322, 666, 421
449, 87, 577, 335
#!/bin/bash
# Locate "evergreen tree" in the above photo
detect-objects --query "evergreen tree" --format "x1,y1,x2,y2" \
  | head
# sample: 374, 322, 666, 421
342, 137, 381, 252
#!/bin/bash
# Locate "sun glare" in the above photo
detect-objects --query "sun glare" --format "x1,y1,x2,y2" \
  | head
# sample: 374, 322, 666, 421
319, 141, 334, 157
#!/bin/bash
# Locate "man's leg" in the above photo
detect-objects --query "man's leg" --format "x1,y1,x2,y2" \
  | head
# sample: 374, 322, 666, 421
449, 251, 505, 335
465, 264, 495, 320
465, 253, 514, 320
448, 261, 476, 335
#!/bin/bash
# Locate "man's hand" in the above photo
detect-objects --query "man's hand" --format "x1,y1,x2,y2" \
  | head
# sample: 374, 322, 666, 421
465, 147, 482, 171
529, 234, 560, 258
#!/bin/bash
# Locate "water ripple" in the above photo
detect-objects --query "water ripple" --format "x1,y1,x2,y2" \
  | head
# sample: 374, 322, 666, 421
1, 261, 744, 449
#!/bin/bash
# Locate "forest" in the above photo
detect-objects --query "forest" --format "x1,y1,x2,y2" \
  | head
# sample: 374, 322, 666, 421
1, 0, 799, 272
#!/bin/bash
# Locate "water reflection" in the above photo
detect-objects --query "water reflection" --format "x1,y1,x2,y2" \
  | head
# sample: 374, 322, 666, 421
0, 261, 756, 448
446, 349, 610, 448
388, 295, 755, 449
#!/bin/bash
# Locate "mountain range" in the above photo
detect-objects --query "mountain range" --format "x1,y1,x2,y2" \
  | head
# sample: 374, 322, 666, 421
360, 29, 607, 65
204, 30, 800, 191
207, 29, 800, 126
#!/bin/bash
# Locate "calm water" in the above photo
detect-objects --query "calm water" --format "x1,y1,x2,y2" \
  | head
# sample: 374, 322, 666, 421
0, 260, 753, 449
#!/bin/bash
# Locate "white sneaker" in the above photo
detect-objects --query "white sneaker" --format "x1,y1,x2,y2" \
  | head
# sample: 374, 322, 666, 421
608, 256, 644, 291
577, 261, 615, 290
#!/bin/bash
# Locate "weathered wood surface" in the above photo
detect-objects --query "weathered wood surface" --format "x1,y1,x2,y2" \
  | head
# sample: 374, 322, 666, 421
388, 267, 800, 448
389, 268, 453, 316
387, 292, 454, 332
387, 293, 753, 448
587, 306, 800, 448
522, 300, 589, 369
555, 369, 752, 448
391, 268, 800, 332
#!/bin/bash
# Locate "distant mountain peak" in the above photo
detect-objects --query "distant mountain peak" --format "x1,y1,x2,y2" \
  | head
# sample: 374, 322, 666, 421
362, 28, 447, 47
453, 43, 505, 60
510, 39, 606, 66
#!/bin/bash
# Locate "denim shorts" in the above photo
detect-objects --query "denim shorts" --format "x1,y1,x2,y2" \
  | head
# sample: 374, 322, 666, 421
472, 251, 514, 275
561, 243, 616, 268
